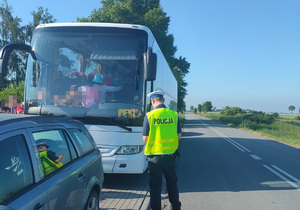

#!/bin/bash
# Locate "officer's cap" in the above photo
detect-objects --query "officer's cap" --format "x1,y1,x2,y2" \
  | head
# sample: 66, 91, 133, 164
147, 91, 165, 99
37, 141, 49, 148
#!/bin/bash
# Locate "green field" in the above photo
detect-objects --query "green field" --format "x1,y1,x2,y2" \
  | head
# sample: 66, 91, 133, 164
279, 113, 300, 119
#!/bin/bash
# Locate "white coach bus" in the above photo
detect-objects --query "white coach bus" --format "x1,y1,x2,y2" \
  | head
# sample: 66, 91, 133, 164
0, 23, 178, 174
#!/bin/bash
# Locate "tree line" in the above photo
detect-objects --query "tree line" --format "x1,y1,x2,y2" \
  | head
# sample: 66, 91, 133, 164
0, 0, 56, 103
190, 103, 300, 115
0, 0, 189, 112
288, 105, 299, 114
190, 101, 214, 113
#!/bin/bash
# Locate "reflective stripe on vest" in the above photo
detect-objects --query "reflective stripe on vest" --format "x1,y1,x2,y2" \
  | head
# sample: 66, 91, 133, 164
144, 108, 178, 155
39, 151, 63, 175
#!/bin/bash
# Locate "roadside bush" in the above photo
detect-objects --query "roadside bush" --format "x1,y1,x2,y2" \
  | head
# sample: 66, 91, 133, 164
220, 106, 246, 116
216, 110, 276, 129
205, 109, 300, 147
243, 111, 275, 124
271, 112, 279, 118
218, 116, 244, 126
239, 120, 260, 130
178, 112, 185, 127
0, 81, 24, 103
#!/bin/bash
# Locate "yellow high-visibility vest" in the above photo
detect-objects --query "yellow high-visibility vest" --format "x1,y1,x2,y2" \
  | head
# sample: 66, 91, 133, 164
144, 108, 178, 155
39, 151, 63, 175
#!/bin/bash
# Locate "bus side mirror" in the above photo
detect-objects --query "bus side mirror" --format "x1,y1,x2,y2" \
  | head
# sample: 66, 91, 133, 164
0, 44, 36, 76
0, 47, 13, 76
145, 47, 157, 81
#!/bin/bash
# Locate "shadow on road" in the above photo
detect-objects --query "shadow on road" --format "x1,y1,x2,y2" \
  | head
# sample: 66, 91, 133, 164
177, 114, 300, 194
100, 172, 149, 209
103, 171, 148, 192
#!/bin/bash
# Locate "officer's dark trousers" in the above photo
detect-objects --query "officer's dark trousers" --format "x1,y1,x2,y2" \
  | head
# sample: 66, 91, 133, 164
147, 155, 181, 210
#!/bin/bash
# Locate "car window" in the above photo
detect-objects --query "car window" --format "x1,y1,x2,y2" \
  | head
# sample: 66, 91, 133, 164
0, 135, 34, 204
68, 129, 95, 155
64, 131, 78, 161
32, 129, 75, 176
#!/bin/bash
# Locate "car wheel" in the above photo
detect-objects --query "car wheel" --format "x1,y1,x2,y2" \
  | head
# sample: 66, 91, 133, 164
85, 190, 99, 210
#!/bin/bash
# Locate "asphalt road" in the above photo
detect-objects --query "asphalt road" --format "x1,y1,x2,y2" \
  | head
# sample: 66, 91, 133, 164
170, 112, 300, 210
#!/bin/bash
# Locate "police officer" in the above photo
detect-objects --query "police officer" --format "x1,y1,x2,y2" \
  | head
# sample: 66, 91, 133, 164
142, 91, 182, 210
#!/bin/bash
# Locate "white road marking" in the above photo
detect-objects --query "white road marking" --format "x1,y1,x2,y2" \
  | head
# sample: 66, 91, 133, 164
271, 165, 300, 184
208, 126, 251, 153
198, 118, 300, 193
250, 155, 262, 160
263, 164, 300, 192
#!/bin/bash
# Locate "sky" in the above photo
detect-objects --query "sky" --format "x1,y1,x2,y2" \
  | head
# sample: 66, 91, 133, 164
6, 0, 300, 113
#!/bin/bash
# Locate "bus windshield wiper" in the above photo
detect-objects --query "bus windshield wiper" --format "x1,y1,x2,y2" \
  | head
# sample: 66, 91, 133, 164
75, 117, 132, 132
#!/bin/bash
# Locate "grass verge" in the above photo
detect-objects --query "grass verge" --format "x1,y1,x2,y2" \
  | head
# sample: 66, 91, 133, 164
198, 112, 300, 148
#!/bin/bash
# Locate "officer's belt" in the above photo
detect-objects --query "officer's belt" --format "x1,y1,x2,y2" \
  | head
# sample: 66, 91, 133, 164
147, 154, 173, 158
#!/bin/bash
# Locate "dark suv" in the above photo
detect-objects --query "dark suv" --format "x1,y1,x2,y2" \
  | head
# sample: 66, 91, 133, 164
0, 114, 104, 210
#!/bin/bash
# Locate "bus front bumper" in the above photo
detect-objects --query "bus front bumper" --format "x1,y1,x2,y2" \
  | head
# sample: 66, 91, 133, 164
101, 152, 147, 174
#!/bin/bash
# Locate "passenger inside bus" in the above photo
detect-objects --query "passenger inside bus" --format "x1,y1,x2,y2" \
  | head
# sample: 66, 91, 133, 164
79, 74, 122, 108
101, 64, 115, 86
53, 70, 66, 95
70, 71, 86, 87
51, 60, 138, 107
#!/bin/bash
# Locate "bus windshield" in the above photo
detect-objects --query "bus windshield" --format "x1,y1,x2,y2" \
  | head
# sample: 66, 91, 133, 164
25, 26, 146, 126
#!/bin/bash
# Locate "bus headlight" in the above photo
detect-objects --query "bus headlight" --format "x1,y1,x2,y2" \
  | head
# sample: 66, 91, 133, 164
116, 145, 144, 155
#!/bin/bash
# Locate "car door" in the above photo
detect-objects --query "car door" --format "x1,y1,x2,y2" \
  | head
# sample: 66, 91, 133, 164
0, 129, 48, 210
27, 126, 88, 210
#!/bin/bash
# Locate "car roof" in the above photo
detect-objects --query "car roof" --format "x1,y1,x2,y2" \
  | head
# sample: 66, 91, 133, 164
0, 114, 85, 135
